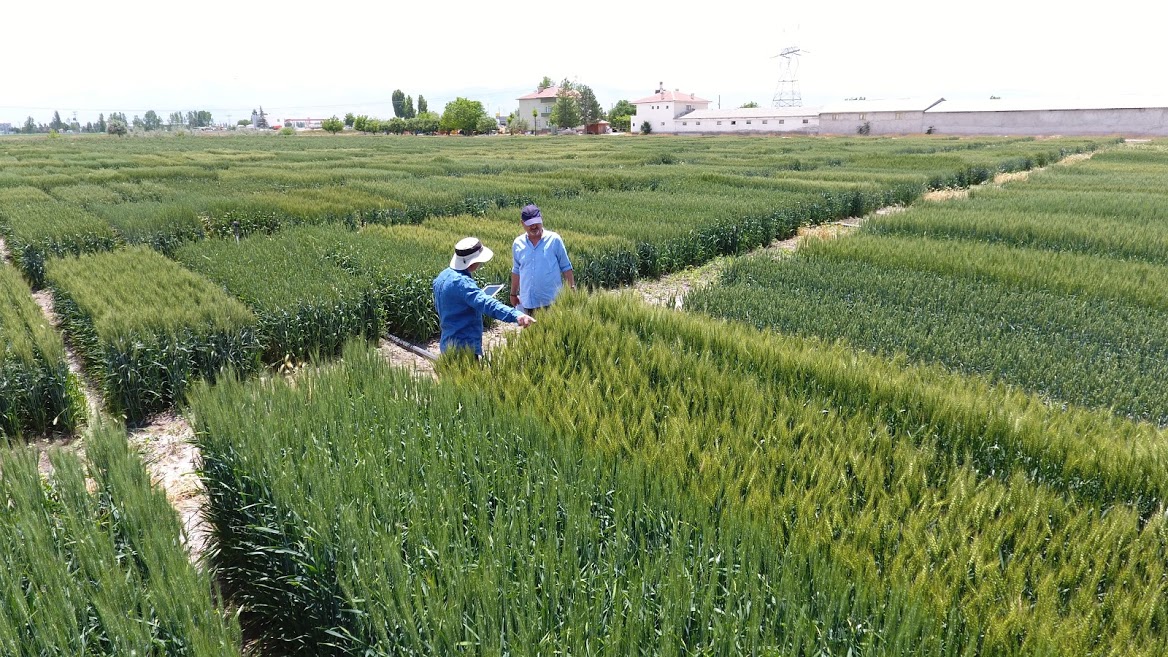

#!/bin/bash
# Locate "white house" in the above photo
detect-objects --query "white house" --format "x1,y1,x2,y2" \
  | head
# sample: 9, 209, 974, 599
674, 107, 820, 134
282, 118, 326, 130
631, 84, 711, 133
517, 86, 579, 132
818, 98, 945, 135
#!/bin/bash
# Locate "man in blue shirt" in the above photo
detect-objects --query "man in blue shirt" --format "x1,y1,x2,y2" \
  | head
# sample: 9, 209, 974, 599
509, 204, 575, 313
433, 237, 535, 356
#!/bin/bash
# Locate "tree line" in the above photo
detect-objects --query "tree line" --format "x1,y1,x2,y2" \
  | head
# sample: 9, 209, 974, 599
12, 109, 216, 135
320, 91, 497, 136
8, 81, 640, 138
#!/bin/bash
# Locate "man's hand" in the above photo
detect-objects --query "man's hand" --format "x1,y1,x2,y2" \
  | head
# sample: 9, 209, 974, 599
509, 293, 520, 307
517, 313, 536, 328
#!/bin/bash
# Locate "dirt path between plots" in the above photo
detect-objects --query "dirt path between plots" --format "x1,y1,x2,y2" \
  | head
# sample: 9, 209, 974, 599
28, 288, 210, 562
629, 151, 1100, 308
376, 321, 524, 379
627, 213, 896, 310
127, 413, 209, 560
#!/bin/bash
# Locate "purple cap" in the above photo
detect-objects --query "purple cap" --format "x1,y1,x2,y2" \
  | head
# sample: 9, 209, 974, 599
521, 204, 543, 226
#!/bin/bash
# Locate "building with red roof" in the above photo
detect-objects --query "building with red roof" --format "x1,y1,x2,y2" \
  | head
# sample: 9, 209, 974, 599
517, 86, 580, 133
631, 83, 712, 133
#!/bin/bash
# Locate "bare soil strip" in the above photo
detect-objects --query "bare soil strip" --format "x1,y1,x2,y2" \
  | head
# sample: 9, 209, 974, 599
377, 337, 438, 379
627, 149, 1099, 308
628, 216, 880, 309
29, 288, 210, 562
128, 413, 208, 559
31, 291, 102, 423
0, 236, 9, 263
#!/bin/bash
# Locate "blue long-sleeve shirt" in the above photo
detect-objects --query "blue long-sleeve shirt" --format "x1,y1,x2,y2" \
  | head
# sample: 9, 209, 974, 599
433, 267, 522, 355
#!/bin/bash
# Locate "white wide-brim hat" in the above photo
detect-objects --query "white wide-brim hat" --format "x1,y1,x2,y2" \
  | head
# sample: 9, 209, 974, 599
450, 237, 494, 270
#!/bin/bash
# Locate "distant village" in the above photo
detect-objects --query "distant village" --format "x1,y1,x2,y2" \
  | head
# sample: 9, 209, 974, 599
5, 81, 1167, 137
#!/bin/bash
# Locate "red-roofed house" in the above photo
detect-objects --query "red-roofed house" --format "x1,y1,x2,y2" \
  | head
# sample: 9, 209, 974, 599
517, 86, 580, 132
632, 83, 712, 133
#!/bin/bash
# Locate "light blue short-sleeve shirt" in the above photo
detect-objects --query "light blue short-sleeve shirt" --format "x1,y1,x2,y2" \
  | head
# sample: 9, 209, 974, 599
512, 230, 572, 309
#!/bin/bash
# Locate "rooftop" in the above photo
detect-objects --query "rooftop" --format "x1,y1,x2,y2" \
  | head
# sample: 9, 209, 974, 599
517, 86, 573, 100
820, 98, 946, 114
929, 96, 1168, 113
632, 89, 711, 105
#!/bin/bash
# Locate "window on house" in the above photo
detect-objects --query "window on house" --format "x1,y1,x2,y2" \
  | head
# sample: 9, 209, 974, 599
895, 112, 903, 119
717, 121, 722, 125
696, 121, 701, 125
660, 122, 665, 126
746, 120, 751, 124
803, 119, 809, 124
832, 114, 838, 121
682, 122, 687, 125
859, 113, 866, 120
777, 119, 783, 124
666, 105, 670, 109
763, 120, 768, 124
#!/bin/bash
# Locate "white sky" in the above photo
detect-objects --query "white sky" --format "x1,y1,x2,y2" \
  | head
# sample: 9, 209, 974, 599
2, 0, 1161, 126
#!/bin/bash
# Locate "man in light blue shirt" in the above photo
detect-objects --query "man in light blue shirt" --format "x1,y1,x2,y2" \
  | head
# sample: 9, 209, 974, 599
434, 237, 534, 356
509, 204, 575, 313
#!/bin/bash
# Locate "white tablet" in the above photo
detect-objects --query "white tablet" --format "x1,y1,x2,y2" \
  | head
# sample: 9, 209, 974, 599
482, 284, 504, 297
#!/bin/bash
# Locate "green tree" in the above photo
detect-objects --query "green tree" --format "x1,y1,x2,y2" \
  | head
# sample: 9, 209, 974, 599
109, 112, 128, 125
440, 97, 487, 134
506, 113, 529, 135
608, 99, 635, 132
532, 108, 538, 133
96, 113, 107, 133
739, 101, 760, 108
365, 118, 383, 133
537, 76, 553, 92
640, 120, 652, 135
168, 111, 184, 127
353, 115, 369, 132
391, 90, 405, 117
417, 95, 427, 114
185, 110, 212, 128
577, 84, 603, 125
476, 115, 497, 135
411, 112, 440, 135
321, 116, 344, 134
549, 85, 581, 130
50, 111, 64, 131
344, 112, 355, 127
404, 95, 416, 119
107, 118, 128, 136
143, 110, 162, 130
132, 115, 144, 130
22, 116, 36, 134
387, 117, 407, 134
255, 107, 269, 129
